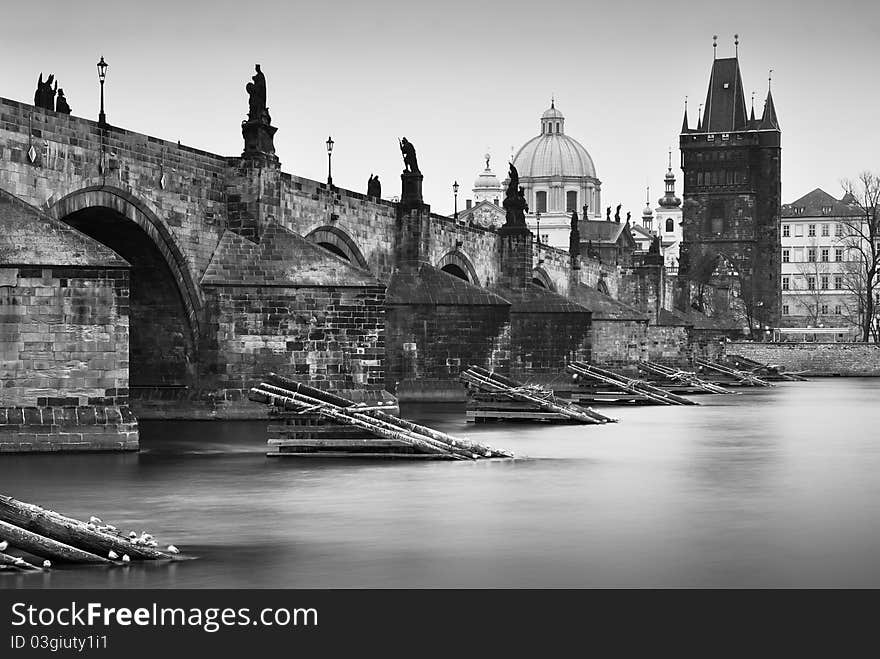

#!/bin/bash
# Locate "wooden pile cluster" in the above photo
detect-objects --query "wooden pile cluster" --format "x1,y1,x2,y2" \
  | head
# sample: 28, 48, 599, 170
250, 373, 511, 460
565, 362, 698, 406
637, 361, 736, 395
0, 495, 180, 573
460, 366, 617, 424
695, 359, 773, 387
725, 355, 808, 381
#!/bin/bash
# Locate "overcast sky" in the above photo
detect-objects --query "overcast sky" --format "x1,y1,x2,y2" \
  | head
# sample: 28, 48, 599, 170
3, 0, 878, 216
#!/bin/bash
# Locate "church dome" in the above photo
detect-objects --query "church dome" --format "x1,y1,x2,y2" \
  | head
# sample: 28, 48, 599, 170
513, 103, 597, 179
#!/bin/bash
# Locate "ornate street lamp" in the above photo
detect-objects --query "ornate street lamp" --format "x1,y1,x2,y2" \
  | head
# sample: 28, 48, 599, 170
326, 135, 334, 186
453, 180, 459, 219
97, 56, 108, 125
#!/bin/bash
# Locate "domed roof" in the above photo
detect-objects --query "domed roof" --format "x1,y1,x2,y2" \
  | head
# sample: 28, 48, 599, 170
474, 153, 501, 190
514, 103, 597, 179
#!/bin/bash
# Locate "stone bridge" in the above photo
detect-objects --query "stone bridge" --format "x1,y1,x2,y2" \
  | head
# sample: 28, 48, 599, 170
0, 93, 704, 450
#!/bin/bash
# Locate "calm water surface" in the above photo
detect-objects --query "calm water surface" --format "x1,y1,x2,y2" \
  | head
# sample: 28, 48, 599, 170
3, 379, 880, 588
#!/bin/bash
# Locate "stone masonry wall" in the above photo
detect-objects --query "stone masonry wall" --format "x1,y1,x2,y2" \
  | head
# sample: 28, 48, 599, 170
727, 342, 880, 376
0, 266, 137, 451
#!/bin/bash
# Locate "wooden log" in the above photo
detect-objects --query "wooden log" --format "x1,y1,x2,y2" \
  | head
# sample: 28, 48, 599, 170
0, 520, 110, 564
0, 496, 172, 561
251, 387, 472, 459
695, 359, 773, 387
568, 362, 698, 406
0, 551, 43, 571
461, 367, 609, 423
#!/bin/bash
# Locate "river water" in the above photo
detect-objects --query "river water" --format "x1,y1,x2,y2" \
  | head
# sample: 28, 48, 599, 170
2, 378, 880, 588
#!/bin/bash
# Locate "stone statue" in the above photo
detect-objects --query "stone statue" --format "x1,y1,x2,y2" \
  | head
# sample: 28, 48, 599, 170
399, 137, 420, 174
614, 204, 622, 223
606, 206, 611, 221
246, 64, 270, 123
367, 174, 381, 198
648, 235, 662, 255
626, 211, 631, 224
55, 88, 71, 115
34, 74, 56, 111
502, 163, 528, 227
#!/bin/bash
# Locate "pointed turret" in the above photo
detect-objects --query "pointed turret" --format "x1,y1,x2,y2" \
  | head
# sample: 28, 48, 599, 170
697, 103, 703, 132
681, 98, 690, 133
759, 88, 779, 130
702, 56, 748, 132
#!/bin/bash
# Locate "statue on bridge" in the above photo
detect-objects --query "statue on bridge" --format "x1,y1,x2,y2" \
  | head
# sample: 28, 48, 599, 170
614, 204, 621, 223
399, 137, 420, 175
33, 74, 57, 111
246, 64, 270, 124
502, 162, 528, 227
55, 88, 71, 115
367, 174, 381, 198
606, 206, 611, 221
648, 234, 662, 255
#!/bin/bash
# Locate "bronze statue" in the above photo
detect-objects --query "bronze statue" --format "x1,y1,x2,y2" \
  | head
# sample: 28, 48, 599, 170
614, 204, 622, 223
502, 163, 528, 226
367, 174, 381, 198
246, 64, 270, 123
399, 137, 420, 174
33, 74, 56, 111
55, 88, 71, 115
606, 206, 611, 221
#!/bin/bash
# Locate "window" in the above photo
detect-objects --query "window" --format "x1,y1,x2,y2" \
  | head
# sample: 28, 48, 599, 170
535, 191, 547, 213
566, 191, 577, 213
835, 248, 843, 261
821, 304, 829, 315
808, 224, 816, 237
666, 218, 674, 232
542, 234, 549, 243
821, 223, 830, 237
697, 172, 704, 186
834, 275, 843, 289
783, 305, 789, 315
793, 248, 804, 262
795, 224, 804, 237
821, 248, 829, 262
782, 276, 789, 290
782, 249, 789, 263
555, 122, 560, 133
821, 275, 829, 290
835, 224, 843, 237
807, 276, 816, 290
782, 224, 790, 237
835, 305, 842, 315
808, 248, 816, 262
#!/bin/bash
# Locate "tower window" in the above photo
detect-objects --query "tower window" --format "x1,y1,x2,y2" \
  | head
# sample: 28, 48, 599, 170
566, 191, 577, 212
666, 218, 674, 232
556, 122, 560, 133
536, 191, 547, 213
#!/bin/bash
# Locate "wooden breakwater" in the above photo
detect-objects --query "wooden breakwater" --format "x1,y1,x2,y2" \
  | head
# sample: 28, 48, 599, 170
637, 361, 736, 395
250, 374, 512, 459
0, 495, 182, 573
564, 362, 699, 406
460, 366, 617, 424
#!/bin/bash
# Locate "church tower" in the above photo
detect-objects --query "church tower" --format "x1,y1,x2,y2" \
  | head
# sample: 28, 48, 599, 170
678, 36, 781, 330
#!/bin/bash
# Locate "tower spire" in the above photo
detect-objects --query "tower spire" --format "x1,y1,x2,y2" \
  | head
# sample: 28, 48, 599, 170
697, 103, 703, 131
681, 96, 689, 132
713, 34, 717, 59
734, 33, 739, 58
750, 91, 756, 122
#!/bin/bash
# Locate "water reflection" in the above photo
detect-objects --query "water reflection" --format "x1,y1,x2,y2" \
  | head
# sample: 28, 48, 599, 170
2, 380, 880, 588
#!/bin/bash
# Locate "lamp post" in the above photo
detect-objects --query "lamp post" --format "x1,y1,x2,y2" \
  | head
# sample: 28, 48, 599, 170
453, 181, 459, 220
535, 211, 542, 244
97, 56, 108, 125
326, 135, 334, 186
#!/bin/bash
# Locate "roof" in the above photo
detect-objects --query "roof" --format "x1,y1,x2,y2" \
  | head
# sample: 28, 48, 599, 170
701, 57, 748, 133
201, 221, 382, 287
0, 188, 128, 268
386, 262, 509, 306
578, 219, 627, 244
569, 284, 648, 321
759, 88, 779, 130
631, 224, 654, 240
494, 284, 591, 314
782, 188, 862, 218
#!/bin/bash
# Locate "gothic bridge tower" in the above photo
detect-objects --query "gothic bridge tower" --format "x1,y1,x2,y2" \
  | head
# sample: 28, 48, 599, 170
679, 37, 781, 330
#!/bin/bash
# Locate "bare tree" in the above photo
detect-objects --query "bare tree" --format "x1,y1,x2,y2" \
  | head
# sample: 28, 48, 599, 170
794, 241, 831, 326
838, 172, 880, 341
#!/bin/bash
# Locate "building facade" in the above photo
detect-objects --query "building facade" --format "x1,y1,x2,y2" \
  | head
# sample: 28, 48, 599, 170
512, 102, 602, 249
780, 188, 863, 338
679, 47, 782, 330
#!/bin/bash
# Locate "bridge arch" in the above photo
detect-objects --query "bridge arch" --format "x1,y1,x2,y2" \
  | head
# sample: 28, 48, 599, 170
436, 250, 480, 286
52, 186, 202, 390
305, 225, 368, 269
531, 267, 556, 292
